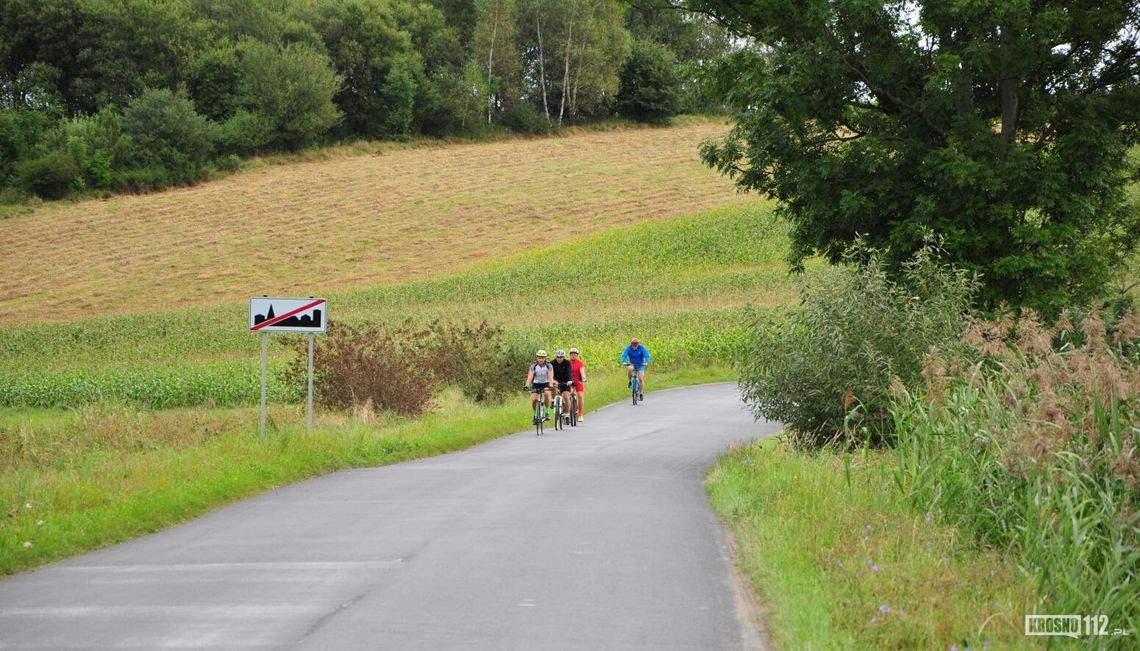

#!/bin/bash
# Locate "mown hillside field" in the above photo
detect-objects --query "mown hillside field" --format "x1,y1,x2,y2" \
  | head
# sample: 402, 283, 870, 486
2, 120, 747, 323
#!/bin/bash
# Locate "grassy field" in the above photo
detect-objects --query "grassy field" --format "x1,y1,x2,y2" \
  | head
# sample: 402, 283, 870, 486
1, 120, 746, 324
708, 439, 1037, 650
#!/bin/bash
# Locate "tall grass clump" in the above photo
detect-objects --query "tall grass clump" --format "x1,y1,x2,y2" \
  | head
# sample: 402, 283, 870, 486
894, 309, 1140, 637
739, 243, 976, 448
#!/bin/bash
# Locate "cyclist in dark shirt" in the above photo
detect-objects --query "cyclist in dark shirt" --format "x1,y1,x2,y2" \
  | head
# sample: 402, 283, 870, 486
551, 349, 574, 423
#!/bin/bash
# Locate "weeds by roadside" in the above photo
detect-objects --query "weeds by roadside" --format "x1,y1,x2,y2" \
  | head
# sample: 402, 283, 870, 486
708, 438, 1035, 650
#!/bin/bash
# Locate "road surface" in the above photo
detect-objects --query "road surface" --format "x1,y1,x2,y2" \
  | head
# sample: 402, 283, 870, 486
0, 382, 778, 650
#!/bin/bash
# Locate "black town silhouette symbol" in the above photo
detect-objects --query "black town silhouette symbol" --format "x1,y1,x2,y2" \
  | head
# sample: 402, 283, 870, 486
253, 304, 323, 329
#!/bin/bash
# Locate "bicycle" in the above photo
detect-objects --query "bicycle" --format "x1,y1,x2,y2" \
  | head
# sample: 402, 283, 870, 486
554, 381, 576, 429
624, 364, 642, 406
527, 386, 547, 435
552, 389, 566, 431
568, 389, 579, 427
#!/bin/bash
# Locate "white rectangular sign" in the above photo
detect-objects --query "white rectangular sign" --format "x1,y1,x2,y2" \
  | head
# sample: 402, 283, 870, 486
249, 297, 327, 333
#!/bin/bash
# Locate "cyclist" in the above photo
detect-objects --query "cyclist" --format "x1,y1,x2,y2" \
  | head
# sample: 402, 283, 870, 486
620, 338, 651, 400
526, 350, 555, 421
551, 349, 575, 424
569, 347, 587, 422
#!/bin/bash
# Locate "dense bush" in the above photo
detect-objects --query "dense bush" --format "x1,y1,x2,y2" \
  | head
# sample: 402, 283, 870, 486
894, 309, 1140, 634
502, 100, 552, 135
282, 320, 528, 416
616, 39, 681, 123
739, 244, 976, 448
0, 109, 54, 184
236, 41, 342, 150
54, 105, 131, 190
120, 89, 216, 187
15, 150, 79, 199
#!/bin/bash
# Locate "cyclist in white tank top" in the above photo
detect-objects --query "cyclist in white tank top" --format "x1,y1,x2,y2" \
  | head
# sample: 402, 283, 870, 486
526, 350, 555, 421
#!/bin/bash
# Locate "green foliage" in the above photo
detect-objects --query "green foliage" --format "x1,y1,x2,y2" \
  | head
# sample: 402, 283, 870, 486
187, 45, 242, 122
616, 39, 681, 123
120, 89, 216, 187
302, 0, 419, 139
0, 0, 734, 199
501, 99, 551, 134
739, 243, 976, 448
379, 55, 419, 138
54, 105, 131, 190
0, 109, 54, 183
215, 110, 274, 156
0, 361, 275, 410
14, 150, 79, 199
235, 41, 343, 150
695, 0, 1140, 315
893, 311, 1140, 636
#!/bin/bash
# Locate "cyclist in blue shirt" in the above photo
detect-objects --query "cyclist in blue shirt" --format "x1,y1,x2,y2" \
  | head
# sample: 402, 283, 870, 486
620, 338, 651, 400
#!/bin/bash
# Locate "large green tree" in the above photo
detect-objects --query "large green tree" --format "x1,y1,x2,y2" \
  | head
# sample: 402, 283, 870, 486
692, 0, 1140, 313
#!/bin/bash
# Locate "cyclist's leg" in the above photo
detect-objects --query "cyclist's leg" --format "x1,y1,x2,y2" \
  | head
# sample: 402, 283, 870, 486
576, 388, 585, 417
638, 368, 647, 392
627, 364, 634, 385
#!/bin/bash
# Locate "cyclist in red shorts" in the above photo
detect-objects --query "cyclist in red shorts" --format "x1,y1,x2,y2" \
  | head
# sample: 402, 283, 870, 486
569, 347, 588, 422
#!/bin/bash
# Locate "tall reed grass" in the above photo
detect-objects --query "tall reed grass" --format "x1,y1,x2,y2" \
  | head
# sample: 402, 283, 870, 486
893, 309, 1140, 640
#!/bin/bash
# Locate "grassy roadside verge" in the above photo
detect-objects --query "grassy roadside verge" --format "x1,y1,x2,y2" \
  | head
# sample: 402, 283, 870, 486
0, 365, 730, 576
708, 438, 1036, 650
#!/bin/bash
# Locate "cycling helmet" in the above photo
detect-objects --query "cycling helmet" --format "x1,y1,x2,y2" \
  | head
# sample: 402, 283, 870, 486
569, 347, 580, 354
630, 338, 640, 344
555, 349, 566, 357
536, 349, 548, 357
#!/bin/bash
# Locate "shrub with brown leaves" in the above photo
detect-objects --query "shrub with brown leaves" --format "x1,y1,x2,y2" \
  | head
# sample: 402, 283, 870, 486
282, 320, 530, 417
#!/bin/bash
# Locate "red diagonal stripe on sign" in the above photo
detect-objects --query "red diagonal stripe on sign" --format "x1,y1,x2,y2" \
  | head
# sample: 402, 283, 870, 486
251, 299, 325, 331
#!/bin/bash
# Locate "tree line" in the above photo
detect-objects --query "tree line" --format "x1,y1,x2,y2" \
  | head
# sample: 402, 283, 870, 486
0, 0, 733, 200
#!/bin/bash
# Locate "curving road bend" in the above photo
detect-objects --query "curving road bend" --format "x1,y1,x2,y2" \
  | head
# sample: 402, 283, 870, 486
0, 382, 778, 650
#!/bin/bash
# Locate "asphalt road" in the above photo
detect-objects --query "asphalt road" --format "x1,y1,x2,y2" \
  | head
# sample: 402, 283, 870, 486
0, 382, 778, 650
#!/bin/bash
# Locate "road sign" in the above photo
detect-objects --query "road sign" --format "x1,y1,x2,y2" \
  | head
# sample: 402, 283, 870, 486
249, 297, 327, 333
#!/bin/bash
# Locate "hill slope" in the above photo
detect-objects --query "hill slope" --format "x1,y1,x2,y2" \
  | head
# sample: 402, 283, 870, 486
2, 122, 744, 323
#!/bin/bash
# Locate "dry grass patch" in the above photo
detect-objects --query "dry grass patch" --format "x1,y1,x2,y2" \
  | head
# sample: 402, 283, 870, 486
2, 122, 743, 323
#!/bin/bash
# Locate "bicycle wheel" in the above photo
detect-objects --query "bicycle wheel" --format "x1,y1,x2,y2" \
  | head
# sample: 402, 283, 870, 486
631, 379, 639, 405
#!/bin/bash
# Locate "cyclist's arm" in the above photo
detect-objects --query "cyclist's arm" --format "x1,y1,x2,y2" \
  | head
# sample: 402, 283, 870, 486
643, 348, 651, 366
525, 368, 534, 386
620, 346, 630, 366
581, 363, 587, 382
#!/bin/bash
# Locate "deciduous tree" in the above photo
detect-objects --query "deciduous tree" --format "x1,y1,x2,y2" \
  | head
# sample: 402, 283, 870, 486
693, 0, 1140, 313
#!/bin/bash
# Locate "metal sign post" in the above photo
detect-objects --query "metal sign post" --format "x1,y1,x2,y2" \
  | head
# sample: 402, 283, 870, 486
307, 333, 315, 432
249, 296, 328, 440
260, 331, 268, 440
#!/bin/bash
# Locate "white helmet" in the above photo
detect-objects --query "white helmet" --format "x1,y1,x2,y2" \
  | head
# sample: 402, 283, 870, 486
569, 347, 579, 354
555, 349, 566, 357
